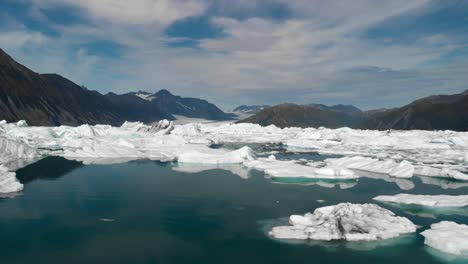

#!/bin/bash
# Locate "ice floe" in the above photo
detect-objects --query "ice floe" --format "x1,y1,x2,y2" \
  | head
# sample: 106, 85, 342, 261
421, 221, 468, 256
414, 166, 468, 181
325, 156, 415, 178
373, 194, 468, 207
178, 146, 255, 164
244, 155, 357, 180
269, 203, 416, 241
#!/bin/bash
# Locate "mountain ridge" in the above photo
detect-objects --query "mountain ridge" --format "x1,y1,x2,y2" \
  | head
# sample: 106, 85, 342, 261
0, 48, 234, 126
239, 90, 468, 131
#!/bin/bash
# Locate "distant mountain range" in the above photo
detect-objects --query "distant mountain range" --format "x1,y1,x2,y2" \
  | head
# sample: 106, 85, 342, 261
308, 104, 362, 115
239, 103, 363, 129
1, 48, 467, 131
105, 89, 235, 123
239, 90, 468, 131
362, 90, 468, 131
0, 49, 234, 126
232, 105, 270, 116
0, 49, 121, 126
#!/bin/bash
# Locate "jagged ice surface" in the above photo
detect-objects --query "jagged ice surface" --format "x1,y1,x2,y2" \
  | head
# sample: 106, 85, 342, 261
269, 203, 417, 241
1, 120, 468, 194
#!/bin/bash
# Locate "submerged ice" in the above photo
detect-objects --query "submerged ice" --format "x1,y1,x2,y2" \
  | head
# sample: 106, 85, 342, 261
269, 203, 417, 241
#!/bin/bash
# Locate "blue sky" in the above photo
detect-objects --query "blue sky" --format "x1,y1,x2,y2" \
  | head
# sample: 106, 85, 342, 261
1, 0, 468, 110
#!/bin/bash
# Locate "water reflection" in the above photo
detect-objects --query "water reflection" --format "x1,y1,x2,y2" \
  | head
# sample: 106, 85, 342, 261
15, 156, 83, 184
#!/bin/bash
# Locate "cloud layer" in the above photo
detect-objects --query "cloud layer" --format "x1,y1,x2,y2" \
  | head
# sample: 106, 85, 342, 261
1, 0, 467, 110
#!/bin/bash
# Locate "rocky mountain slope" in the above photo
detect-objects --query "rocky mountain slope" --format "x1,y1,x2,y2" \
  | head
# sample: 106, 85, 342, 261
0, 49, 234, 125
238, 103, 362, 128
363, 90, 468, 131
239, 90, 468, 131
0, 49, 121, 126
105, 89, 236, 121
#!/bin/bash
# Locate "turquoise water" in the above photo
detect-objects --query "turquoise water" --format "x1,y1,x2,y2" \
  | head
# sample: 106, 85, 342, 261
0, 157, 467, 263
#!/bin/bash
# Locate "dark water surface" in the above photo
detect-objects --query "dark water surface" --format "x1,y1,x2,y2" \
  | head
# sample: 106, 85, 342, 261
1, 157, 467, 264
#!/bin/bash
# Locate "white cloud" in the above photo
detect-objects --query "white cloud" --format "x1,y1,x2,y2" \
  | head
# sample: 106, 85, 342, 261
32, 0, 209, 25
3, 0, 468, 110
0, 30, 49, 49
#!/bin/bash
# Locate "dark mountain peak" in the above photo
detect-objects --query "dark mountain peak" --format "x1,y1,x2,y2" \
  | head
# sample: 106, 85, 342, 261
308, 103, 361, 115
0, 48, 11, 60
233, 105, 270, 111
155, 89, 173, 97
0, 49, 121, 126
363, 89, 468, 131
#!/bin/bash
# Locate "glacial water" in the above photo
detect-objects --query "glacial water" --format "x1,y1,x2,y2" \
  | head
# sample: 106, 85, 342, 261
0, 156, 467, 264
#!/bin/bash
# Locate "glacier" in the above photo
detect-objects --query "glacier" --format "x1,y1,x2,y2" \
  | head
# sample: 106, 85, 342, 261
421, 221, 468, 256
1, 120, 468, 194
269, 203, 417, 241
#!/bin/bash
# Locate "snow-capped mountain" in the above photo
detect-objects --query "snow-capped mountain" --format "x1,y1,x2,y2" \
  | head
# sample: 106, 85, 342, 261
233, 105, 270, 115
0, 48, 234, 126
106, 89, 236, 121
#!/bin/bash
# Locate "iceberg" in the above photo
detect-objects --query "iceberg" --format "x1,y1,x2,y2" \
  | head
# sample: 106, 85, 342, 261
325, 156, 415, 178
0, 165, 23, 194
177, 146, 255, 164
421, 221, 468, 256
373, 194, 468, 207
415, 166, 468, 181
269, 203, 416, 241
244, 155, 357, 179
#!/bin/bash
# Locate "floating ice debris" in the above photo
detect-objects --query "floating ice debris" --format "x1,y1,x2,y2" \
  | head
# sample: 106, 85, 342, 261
177, 146, 255, 164
418, 176, 468, 189
1, 120, 468, 194
415, 166, 468, 181
99, 218, 115, 222
325, 156, 415, 178
244, 155, 357, 179
421, 221, 468, 256
137, 120, 174, 134
373, 194, 468, 208
269, 203, 416, 241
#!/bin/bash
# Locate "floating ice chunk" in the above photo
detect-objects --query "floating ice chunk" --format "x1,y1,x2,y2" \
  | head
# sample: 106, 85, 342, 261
421, 221, 468, 256
269, 203, 416, 241
373, 194, 468, 207
419, 176, 468, 189
325, 156, 414, 178
177, 146, 255, 164
244, 156, 357, 180
16, 120, 28, 127
0, 165, 23, 194
137, 120, 174, 134
415, 166, 468, 181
